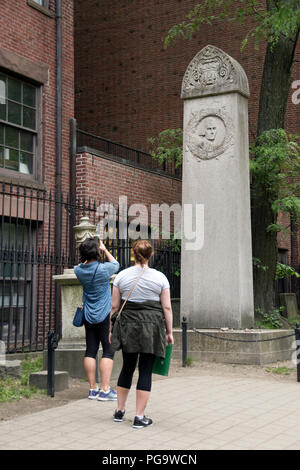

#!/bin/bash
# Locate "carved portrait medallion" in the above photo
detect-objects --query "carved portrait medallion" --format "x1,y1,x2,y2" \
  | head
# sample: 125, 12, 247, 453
186, 108, 234, 161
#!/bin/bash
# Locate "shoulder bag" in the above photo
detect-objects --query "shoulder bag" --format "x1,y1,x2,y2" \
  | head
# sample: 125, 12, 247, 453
110, 266, 146, 329
73, 262, 100, 327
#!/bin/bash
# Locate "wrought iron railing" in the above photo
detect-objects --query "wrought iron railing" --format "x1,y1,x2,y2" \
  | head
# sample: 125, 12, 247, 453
0, 182, 181, 353
76, 128, 182, 179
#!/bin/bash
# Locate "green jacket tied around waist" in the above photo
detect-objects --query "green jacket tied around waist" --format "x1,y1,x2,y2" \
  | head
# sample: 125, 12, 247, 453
111, 300, 166, 358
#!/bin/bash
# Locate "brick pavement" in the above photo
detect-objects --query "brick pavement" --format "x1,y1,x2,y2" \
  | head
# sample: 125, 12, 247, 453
1, 375, 300, 450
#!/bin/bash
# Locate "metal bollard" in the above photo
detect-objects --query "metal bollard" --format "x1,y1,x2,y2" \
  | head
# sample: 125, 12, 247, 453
295, 324, 300, 383
47, 330, 59, 397
182, 316, 187, 368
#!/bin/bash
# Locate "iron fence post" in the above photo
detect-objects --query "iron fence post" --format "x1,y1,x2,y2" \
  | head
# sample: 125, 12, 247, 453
182, 316, 187, 368
295, 324, 300, 383
69, 118, 77, 267
47, 330, 59, 397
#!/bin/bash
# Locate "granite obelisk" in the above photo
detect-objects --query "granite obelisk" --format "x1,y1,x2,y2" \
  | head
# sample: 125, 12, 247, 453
181, 45, 254, 329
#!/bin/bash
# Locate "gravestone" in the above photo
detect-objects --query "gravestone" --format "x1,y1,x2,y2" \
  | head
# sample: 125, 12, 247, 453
181, 45, 254, 329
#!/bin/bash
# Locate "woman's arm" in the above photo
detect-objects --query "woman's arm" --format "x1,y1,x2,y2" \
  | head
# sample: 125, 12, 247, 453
160, 288, 174, 345
99, 240, 118, 264
108, 285, 121, 342
110, 285, 121, 316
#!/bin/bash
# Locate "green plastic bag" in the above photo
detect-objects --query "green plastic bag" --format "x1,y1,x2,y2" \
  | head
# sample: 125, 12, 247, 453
152, 344, 173, 376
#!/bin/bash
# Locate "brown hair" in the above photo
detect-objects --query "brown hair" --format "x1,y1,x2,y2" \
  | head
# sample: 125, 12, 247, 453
133, 239, 153, 266
79, 237, 101, 263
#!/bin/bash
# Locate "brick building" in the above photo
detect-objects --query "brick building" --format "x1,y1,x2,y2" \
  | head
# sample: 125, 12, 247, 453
0, 0, 74, 352
74, 0, 300, 301
1, 1, 299, 353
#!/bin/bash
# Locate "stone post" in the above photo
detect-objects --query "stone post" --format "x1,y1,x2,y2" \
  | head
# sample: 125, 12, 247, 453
181, 45, 254, 329
53, 268, 85, 345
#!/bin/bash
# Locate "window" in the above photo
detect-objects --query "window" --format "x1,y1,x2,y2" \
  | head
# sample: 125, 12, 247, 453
32, 0, 49, 7
28, 0, 53, 16
0, 73, 37, 176
0, 221, 36, 344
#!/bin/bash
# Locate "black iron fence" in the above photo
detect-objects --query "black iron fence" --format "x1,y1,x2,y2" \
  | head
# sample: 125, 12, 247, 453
76, 128, 182, 179
0, 182, 181, 353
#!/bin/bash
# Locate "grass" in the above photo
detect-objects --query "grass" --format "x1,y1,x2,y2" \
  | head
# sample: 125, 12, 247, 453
265, 366, 296, 376
185, 356, 193, 367
286, 316, 300, 327
0, 355, 45, 403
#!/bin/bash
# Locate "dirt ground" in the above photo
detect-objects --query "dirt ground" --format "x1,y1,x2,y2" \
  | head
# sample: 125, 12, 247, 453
0, 359, 298, 422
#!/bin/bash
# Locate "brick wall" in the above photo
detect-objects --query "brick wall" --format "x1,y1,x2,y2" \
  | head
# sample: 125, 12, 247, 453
76, 151, 182, 234
74, 0, 300, 149
0, 1, 74, 350
0, 0, 74, 194
74, 0, 268, 150
74, 0, 300, 271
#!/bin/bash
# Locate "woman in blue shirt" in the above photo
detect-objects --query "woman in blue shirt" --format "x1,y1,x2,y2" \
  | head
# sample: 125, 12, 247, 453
75, 237, 119, 401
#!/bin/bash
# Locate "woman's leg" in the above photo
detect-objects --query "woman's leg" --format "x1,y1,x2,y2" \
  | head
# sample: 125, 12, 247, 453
135, 353, 155, 417
99, 358, 113, 392
116, 351, 139, 410
136, 390, 151, 417
84, 357, 97, 389
116, 386, 130, 412
84, 322, 100, 389
99, 315, 115, 392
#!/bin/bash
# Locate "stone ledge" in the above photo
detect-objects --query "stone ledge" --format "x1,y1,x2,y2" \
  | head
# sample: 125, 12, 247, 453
29, 370, 69, 391
0, 360, 21, 379
172, 329, 295, 365
43, 348, 123, 380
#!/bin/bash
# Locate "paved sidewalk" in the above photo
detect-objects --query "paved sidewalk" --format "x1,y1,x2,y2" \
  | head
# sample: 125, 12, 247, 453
1, 374, 300, 450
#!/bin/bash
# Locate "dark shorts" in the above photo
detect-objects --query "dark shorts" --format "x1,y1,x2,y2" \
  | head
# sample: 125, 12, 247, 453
117, 351, 155, 392
84, 314, 114, 360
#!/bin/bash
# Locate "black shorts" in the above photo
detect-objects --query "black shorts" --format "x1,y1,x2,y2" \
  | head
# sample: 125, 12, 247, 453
117, 351, 155, 392
84, 314, 114, 360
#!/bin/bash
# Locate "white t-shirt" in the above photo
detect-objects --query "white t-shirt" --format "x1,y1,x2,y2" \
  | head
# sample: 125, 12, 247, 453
113, 266, 170, 303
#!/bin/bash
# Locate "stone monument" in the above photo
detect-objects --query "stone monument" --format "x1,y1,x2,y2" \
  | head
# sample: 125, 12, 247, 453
53, 216, 97, 346
181, 45, 254, 329
50, 216, 121, 378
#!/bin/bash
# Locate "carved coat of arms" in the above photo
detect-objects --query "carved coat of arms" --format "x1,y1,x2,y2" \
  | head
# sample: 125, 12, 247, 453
181, 45, 249, 99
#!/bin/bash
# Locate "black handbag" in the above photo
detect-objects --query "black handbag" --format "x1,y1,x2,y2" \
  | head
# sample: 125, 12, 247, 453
73, 263, 100, 327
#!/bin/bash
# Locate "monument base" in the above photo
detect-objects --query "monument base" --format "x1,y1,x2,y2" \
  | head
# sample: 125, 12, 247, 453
172, 329, 295, 365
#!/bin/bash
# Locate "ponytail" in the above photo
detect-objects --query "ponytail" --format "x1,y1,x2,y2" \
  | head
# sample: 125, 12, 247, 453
133, 239, 153, 266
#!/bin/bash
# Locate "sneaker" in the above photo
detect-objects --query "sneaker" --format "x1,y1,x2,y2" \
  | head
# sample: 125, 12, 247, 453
113, 409, 125, 422
97, 387, 117, 401
88, 388, 99, 400
132, 416, 153, 429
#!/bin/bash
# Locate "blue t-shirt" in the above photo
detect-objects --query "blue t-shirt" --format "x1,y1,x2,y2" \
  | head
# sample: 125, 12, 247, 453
74, 260, 119, 324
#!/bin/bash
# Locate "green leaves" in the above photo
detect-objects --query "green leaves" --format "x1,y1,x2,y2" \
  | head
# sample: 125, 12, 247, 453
251, 129, 300, 223
255, 307, 284, 329
275, 262, 300, 280
148, 127, 300, 247
266, 0, 300, 49
148, 128, 183, 169
164, 0, 300, 51
253, 256, 269, 271
253, 258, 300, 280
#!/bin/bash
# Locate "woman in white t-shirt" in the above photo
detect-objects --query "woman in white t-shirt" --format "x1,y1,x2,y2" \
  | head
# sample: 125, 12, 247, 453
109, 239, 174, 429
